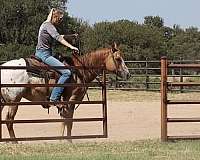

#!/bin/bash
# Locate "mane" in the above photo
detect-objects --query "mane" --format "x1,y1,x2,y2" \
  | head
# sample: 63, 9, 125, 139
71, 47, 112, 82
76, 48, 111, 67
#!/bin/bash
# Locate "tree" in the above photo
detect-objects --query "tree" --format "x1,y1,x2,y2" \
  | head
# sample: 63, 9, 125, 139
0, 0, 83, 60
49, 0, 68, 10
0, 0, 49, 45
144, 16, 164, 28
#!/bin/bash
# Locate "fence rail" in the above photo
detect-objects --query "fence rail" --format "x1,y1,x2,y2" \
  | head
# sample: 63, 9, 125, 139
109, 59, 200, 91
0, 65, 108, 142
2, 60, 200, 91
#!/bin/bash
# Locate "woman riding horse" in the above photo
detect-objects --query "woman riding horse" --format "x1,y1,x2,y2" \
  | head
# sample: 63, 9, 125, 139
35, 8, 79, 104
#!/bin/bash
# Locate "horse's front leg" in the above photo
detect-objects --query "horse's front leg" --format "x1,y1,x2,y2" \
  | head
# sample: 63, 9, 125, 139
5, 105, 18, 143
60, 104, 75, 143
60, 86, 85, 143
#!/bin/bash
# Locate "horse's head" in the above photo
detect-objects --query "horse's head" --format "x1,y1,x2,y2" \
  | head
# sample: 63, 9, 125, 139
105, 43, 130, 80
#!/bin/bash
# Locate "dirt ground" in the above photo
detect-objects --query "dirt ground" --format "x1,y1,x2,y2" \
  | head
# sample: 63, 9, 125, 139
2, 97, 200, 143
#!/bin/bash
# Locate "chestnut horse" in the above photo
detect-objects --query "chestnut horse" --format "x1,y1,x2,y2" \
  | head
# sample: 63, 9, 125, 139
0, 44, 130, 143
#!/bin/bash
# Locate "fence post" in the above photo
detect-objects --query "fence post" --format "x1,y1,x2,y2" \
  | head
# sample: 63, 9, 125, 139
145, 58, 149, 90
161, 56, 168, 141
179, 58, 183, 93
115, 75, 118, 89
170, 61, 176, 82
102, 68, 108, 137
0, 67, 2, 141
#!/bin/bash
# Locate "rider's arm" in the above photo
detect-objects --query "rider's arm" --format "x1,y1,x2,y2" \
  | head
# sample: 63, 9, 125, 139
46, 23, 79, 51
58, 35, 78, 50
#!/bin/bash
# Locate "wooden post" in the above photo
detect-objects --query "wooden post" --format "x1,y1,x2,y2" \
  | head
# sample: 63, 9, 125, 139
102, 68, 108, 137
115, 75, 118, 89
145, 58, 149, 90
160, 57, 168, 141
0, 67, 2, 140
171, 61, 175, 82
179, 58, 183, 93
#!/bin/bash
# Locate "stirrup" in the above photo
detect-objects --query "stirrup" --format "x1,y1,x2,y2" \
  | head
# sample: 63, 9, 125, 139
50, 99, 63, 108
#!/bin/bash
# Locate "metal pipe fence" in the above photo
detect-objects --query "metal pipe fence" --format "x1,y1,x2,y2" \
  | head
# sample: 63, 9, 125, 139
0, 65, 108, 142
161, 57, 200, 141
108, 59, 200, 91
2, 59, 200, 91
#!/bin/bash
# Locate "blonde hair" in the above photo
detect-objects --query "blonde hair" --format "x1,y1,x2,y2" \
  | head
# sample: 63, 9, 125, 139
46, 8, 54, 22
45, 8, 64, 22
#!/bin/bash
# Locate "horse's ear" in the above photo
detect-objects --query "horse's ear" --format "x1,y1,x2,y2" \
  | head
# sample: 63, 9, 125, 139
111, 42, 118, 53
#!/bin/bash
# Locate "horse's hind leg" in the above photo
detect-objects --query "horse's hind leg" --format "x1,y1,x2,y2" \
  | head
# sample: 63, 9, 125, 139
5, 105, 19, 143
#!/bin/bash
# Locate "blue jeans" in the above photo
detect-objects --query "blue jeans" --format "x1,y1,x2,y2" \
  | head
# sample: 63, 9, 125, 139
35, 49, 71, 101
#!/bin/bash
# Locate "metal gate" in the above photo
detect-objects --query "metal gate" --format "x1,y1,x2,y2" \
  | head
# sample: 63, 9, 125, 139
161, 57, 200, 141
0, 65, 107, 142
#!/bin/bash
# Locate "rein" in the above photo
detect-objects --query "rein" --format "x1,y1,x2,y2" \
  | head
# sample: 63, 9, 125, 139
72, 52, 90, 110
72, 51, 103, 85
72, 51, 104, 110
111, 50, 120, 76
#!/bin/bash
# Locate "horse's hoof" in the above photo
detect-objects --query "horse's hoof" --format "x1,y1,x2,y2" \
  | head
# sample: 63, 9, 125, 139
42, 104, 51, 109
67, 139, 73, 143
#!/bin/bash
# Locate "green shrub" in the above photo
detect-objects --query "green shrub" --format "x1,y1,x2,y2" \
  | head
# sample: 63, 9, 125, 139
0, 44, 35, 61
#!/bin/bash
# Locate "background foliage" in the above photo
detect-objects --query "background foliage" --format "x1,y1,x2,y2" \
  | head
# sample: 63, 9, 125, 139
1, 0, 200, 61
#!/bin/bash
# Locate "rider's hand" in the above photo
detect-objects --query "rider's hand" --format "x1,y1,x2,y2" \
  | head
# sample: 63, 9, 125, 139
73, 33, 79, 38
71, 46, 79, 55
71, 46, 79, 51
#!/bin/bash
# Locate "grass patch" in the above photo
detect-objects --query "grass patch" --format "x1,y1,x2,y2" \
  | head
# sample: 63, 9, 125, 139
86, 89, 200, 102
1, 140, 200, 160
86, 90, 161, 102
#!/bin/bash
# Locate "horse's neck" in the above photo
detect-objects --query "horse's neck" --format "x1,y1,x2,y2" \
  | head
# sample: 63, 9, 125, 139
74, 49, 109, 82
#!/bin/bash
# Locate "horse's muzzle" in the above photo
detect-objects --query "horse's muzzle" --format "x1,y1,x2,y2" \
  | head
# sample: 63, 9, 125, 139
117, 71, 131, 80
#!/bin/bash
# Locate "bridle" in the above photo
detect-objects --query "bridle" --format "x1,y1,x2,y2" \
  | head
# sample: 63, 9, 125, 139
70, 49, 121, 110
110, 49, 120, 76
72, 51, 103, 110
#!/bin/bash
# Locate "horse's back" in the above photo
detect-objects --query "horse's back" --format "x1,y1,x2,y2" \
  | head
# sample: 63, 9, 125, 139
1, 58, 26, 67
1, 58, 29, 101
1, 58, 28, 83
